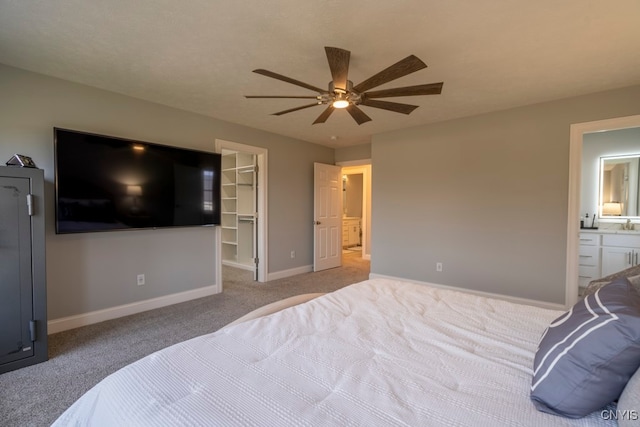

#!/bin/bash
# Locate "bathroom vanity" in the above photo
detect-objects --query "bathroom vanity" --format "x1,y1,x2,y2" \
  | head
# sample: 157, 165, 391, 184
579, 229, 640, 288
342, 217, 360, 248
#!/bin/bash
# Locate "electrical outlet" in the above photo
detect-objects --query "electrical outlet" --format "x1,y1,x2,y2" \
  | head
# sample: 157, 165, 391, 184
137, 274, 145, 286
290, 250, 296, 259
436, 262, 443, 272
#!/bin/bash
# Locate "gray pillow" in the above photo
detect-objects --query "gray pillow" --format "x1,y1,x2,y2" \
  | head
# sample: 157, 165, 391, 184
530, 277, 640, 418
585, 274, 640, 297
618, 366, 640, 426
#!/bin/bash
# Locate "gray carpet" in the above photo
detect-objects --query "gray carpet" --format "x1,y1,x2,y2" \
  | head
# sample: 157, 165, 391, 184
0, 252, 369, 426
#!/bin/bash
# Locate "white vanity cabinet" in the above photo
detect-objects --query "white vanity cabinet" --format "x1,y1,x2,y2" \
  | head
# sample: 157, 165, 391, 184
342, 218, 360, 248
600, 234, 640, 276
578, 233, 601, 288
578, 231, 640, 288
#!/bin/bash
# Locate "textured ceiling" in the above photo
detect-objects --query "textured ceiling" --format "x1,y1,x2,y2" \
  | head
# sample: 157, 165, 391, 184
1, 1, 639, 148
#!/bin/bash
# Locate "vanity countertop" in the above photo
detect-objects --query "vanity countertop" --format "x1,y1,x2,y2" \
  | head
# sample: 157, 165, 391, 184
580, 228, 640, 234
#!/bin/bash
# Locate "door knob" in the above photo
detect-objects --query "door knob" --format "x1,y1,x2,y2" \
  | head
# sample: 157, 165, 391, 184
314, 221, 321, 225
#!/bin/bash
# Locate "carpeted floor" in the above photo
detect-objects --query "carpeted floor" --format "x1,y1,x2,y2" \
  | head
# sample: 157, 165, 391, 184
0, 252, 369, 427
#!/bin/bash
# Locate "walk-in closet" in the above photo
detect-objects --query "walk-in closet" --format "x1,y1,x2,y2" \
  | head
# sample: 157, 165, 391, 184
221, 149, 257, 273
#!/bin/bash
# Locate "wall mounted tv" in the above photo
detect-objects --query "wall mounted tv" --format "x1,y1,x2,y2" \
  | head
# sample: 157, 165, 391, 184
54, 128, 221, 234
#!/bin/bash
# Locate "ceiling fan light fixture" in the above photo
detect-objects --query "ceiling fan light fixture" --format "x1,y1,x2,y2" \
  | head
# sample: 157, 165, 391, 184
332, 99, 349, 109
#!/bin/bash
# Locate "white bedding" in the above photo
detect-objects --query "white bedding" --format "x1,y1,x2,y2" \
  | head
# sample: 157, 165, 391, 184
52, 278, 616, 426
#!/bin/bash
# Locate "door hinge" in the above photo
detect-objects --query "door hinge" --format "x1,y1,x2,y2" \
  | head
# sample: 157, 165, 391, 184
254, 257, 259, 264
26, 194, 34, 216
29, 320, 37, 341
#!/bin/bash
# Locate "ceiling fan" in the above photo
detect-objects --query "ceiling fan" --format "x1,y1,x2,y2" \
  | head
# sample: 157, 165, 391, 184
246, 47, 444, 125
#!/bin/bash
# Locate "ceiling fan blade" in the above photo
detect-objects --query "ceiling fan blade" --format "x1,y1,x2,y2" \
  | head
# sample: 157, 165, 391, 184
246, 95, 318, 99
325, 47, 350, 92
346, 105, 372, 125
359, 98, 419, 114
353, 55, 427, 93
253, 69, 327, 93
272, 103, 320, 116
313, 105, 335, 124
365, 82, 444, 98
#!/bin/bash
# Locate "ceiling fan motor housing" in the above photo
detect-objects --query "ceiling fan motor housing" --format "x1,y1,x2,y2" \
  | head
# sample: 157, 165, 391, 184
327, 80, 361, 107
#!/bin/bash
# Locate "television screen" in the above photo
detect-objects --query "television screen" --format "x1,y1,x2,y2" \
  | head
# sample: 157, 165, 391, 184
54, 128, 221, 234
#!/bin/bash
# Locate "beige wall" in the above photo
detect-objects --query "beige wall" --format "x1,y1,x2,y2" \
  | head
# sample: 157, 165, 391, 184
335, 143, 371, 163
344, 174, 363, 218
371, 85, 640, 304
0, 64, 333, 319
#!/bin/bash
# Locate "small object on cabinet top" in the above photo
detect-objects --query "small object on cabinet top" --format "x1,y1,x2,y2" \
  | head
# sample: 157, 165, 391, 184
6, 154, 37, 168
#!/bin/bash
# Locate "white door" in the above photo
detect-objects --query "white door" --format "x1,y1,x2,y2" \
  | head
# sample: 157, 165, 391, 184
237, 154, 258, 280
314, 162, 342, 271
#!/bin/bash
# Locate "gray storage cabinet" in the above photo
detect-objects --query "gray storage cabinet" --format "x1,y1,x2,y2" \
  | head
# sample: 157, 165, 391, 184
0, 166, 47, 374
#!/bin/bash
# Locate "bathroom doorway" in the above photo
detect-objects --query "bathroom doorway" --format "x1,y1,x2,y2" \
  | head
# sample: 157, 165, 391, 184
341, 164, 371, 262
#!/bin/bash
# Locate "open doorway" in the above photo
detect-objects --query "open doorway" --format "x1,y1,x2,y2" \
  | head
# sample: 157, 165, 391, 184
566, 115, 640, 306
340, 164, 371, 264
342, 172, 363, 258
215, 139, 268, 288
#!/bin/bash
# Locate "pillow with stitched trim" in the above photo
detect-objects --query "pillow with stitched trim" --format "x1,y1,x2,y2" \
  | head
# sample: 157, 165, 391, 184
530, 277, 640, 418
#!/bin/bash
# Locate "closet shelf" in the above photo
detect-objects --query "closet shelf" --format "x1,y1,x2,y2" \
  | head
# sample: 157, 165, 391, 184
221, 149, 257, 270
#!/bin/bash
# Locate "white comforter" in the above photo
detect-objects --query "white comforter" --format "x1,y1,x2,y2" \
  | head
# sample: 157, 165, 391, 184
52, 279, 615, 426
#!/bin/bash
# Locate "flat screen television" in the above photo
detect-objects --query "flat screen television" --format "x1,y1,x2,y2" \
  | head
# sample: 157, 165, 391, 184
54, 128, 221, 234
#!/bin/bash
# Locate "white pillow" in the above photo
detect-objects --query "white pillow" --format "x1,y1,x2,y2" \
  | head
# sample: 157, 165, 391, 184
618, 366, 640, 426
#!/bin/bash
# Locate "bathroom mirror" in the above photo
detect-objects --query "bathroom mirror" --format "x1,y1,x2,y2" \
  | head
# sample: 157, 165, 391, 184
599, 154, 640, 217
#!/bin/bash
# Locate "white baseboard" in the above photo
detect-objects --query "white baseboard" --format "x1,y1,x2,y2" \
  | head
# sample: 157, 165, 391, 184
48, 284, 221, 334
267, 265, 313, 281
222, 260, 255, 271
368, 273, 566, 311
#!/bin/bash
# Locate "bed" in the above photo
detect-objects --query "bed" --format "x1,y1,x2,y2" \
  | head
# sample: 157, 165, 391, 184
52, 278, 634, 426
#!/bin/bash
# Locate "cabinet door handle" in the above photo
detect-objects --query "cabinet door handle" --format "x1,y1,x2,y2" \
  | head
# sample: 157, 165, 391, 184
636, 251, 638, 265
629, 252, 632, 265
